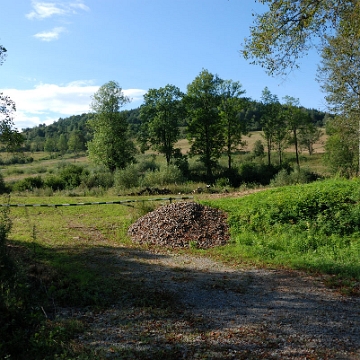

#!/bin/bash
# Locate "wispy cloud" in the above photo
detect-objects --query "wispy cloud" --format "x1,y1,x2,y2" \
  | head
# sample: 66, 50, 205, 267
26, 0, 89, 20
1, 82, 146, 129
33, 27, 66, 41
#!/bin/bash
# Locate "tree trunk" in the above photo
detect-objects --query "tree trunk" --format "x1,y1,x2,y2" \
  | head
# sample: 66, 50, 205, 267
293, 128, 300, 169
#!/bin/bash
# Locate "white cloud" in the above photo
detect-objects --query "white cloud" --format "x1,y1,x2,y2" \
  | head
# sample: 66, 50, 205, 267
34, 27, 66, 41
69, 1, 90, 12
0, 82, 146, 129
26, 1, 67, 19
26, 0, 89, 20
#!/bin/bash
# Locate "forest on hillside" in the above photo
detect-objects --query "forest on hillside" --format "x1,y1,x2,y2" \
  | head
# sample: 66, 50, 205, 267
18, 101, 327, 156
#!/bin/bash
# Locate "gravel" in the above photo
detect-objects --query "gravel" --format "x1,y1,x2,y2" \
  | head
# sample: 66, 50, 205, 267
127, 201, 230, 249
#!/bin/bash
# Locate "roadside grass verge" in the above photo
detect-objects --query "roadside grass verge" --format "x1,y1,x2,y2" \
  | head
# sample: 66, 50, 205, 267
2, 194, 175, 359
202, 178, 360, 294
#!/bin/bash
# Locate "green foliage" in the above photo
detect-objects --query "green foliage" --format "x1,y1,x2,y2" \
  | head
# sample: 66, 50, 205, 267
241, 0, 351, 76
270, 168, 320, 187
185, 69, 224, 180
87, 81, 137, 172
0, 173, 8, 194
81, 171, 114, 189
204, 179, 360, 279
139, 84, 184, 165
142, 165, 184, 187
12, 176, 44, 192
58, 164, 89, 189
238, 162, 280, 186
252, 139, 265, 157
114, 163, 140, 189
44, 175, 66, 191
324, 116, 358, 177
218, 80, 248, 170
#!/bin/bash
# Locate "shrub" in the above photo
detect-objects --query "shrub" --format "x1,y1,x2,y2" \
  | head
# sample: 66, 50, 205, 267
44, 175, 66, 191
142, 165, 184, 187
81, 172, 114, 189
270, 168, 321, 187
12, 176, 44, 192
114, 164, 140, 189
136, 155, 159, 173
252, 140, 265, 157
238, 162, 280, 185
0, 174, 8, 194
58, 164, 88, 189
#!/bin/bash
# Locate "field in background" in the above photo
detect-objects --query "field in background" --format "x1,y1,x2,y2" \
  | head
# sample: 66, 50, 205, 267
1, 130, 328, 185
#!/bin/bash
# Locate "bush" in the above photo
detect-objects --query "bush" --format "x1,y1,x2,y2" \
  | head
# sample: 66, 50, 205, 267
81, 171, 114, 189
238, 162, 280, 185
136, 155, 159, 173
114, 164, 140, 189
58, 164, 88, 189
252, 140, 265, 157
12, 176, 44, 192
142, 165, 184, 187
44, 175, 66, 191
270, 168, 321, 187
0, 174, 8, 194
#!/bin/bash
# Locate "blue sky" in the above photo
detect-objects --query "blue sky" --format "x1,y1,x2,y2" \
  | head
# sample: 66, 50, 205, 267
1, 0, 326, 130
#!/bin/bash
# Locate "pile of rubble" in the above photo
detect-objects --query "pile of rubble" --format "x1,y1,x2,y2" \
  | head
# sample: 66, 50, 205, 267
128, 201, 230, 249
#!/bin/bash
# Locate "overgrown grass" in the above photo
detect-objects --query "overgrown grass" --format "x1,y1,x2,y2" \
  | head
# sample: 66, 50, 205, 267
202, 178, 360, 287
2, 194, 174, 359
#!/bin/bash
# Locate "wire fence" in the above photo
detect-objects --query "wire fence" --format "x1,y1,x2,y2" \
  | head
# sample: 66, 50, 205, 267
0, 196, 194, 208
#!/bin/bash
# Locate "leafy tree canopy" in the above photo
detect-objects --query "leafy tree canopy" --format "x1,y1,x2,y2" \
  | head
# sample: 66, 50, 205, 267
87, 81, 136, 172
242, 0, 356, 76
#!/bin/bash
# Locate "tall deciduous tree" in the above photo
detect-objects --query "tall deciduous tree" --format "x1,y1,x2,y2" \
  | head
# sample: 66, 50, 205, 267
242, 0, 356, 76
260, 87, 282, 165
68, 130, 86, 156
282, 96, 311, 169
139, 84, 184, 165
218, 80, 247, 170
0, 47, 24, 154
317, 6, 360, 173
87, 81, 136, 172
185, 69, 224, 181
324, 115, 358, 177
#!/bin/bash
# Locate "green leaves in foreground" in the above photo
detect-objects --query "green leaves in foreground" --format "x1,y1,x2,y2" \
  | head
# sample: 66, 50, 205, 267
204, 179, 360, 279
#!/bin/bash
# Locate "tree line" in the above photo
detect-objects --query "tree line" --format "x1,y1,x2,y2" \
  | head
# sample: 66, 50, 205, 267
86, 71, 326, 181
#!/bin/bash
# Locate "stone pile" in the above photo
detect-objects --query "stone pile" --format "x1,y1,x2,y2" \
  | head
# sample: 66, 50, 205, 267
128, 201, 230, 249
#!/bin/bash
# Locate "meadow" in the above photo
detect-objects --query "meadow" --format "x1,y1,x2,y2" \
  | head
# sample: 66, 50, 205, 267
4, 133, 360, 358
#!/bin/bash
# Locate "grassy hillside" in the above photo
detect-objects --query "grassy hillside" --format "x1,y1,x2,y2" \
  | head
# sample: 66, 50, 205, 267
203, 178, 360, 288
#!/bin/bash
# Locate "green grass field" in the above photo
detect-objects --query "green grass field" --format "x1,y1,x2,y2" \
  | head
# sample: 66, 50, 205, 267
5, 131, 360, 358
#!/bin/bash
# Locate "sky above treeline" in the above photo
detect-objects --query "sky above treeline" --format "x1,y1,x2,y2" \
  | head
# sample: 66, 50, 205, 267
1, 0, 326, 130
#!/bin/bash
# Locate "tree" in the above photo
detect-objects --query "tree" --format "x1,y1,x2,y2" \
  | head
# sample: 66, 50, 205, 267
87, 81, 136, 172
282, 96, 311, 169
218, 80, 248, 170
44, 137, 57, 157
139, 85, 184, 165
57, 134, 68, 156
242, 0, 357, 76
68, 130, 86, 156
260, 87, 282, 165
324, 115, 358, 177
185, 69, 224, 180
317, 6, 360, 173
0, 89, 24, 155
298, 124, 323, 155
